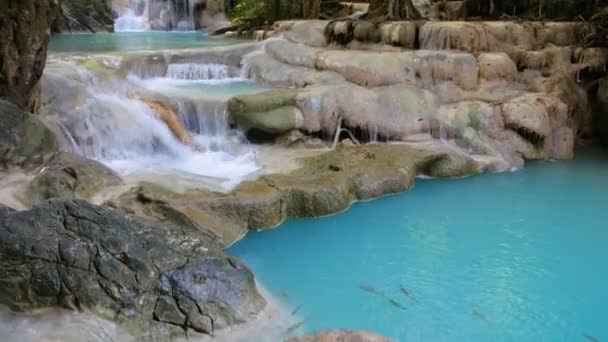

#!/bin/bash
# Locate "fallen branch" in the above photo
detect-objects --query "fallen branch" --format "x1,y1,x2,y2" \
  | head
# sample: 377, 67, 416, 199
331, 117, 361, 149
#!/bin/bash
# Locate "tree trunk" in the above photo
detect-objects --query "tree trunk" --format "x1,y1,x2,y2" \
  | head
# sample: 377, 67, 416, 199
0, 0, 59, 112
303, 0, 321, 19
267, 0, 282, 22
368, 0, 422, 20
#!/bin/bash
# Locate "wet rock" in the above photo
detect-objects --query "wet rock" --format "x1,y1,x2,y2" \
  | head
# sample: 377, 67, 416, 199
120, 53, 169, 79
53, 0, 114, 33
0, 0, 60, 111
287, 329, 393, 342
0, 199, 265, 338
26, 152, 122, 205
114, 144, 480, 248
0, 101, 58, 168
419, 148, 480, 178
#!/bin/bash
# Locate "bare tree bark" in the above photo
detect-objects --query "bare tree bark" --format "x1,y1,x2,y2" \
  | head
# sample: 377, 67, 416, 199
266, 0, 282, 22
303, 0, 321, 19
368, 0, 422, 20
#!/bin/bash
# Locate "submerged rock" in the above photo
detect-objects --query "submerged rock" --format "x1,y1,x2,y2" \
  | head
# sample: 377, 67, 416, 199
26, 152, 122, 205
287, 329, 393, 342
0, 199, 265, 339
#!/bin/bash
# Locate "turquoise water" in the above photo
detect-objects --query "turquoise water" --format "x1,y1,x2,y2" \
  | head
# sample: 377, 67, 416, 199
49, 31, 241, 53
133, 78, 275, 101
229, 149, 608, 341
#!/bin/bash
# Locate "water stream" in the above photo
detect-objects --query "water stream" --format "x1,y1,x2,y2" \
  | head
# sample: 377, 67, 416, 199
44, 31, 268, 189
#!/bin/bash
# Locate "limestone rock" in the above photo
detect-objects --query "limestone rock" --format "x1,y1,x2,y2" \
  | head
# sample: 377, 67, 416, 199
26, 152, 122, 205
245, 52, 344, 88
478, 53, 518, 81
113, 145, 480, 248
275, 20, 329, 47
266, 40, 322, 69
227, 89, 303, 134
0, 199, 265, 338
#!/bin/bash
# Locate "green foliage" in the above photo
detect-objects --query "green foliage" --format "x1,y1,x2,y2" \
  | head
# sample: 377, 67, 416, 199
231, 0, 266, 23
230, 0, 303, 24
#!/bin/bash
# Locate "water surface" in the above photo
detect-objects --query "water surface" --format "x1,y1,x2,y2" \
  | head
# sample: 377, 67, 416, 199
49, 31, 241, 53
230, 149, 608, 341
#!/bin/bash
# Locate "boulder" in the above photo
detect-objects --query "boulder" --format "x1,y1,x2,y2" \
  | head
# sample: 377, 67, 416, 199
0, 199, 265, 338
0, 0, 59, 111
26, 152, 122, 205
0, 101, 58, 168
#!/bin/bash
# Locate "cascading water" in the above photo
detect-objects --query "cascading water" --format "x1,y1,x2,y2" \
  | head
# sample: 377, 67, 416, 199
113, 0, 197, 31
167, 63, 230, 80
42, 60, 259, 189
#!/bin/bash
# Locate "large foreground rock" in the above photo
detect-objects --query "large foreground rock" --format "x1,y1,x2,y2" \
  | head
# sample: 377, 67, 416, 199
0, 0, 59, 111
0, 199, 265, 339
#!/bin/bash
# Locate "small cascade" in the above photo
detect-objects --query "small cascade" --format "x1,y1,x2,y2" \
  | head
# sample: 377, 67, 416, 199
419, 25, 452, 50
42, 61, 258, 187
113, 0, 197, 31
167, 63, 230, 80
240, 50, 265, 79
177, 101, 249, 153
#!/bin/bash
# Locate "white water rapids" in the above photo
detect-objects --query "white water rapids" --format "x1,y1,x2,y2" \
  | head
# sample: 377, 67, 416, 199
41, 58, 261, 190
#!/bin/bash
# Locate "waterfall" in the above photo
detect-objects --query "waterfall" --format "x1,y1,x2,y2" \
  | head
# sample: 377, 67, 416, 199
167, 63, 230, 80
42, 61, 258, 188
113, 0, 197, 31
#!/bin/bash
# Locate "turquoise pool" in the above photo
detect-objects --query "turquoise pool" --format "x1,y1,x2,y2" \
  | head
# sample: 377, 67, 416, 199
49, 31, 242, 53
229, 148, 608, 341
